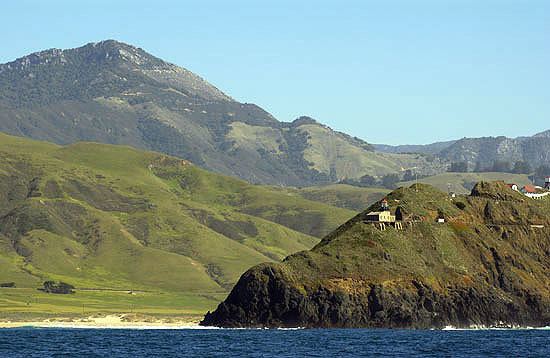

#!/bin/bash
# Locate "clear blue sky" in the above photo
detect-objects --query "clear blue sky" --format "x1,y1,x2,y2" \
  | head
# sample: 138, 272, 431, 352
1, 0, 548, 144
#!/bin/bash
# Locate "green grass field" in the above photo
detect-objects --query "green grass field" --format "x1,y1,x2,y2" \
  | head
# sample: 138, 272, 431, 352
0, 287, 224, 321
0, 133, 356, 318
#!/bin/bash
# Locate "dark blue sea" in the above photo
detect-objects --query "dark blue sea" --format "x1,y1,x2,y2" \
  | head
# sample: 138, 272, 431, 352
1, 327, 549, 357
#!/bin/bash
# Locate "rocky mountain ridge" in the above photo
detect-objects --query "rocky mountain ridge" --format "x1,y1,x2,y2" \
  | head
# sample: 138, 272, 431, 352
376, 131, 550, 172
0, 40, 232, 104
0, 40, 446, 186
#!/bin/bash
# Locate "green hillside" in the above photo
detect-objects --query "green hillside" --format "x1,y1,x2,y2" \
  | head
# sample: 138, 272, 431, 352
203, 182, 550, 328
0, 133, 354, 319
279, 173, 531, 213
288, 184, 389, 211
399, 172, 532, 194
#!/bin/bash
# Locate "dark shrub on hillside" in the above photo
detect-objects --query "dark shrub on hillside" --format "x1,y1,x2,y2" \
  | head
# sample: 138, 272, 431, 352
41, 281, 75, 294
455, 201, 466, 210
0, 282, 16, 288
473, 161, 486, 172
402, 170, 415, 182
359, 174, 378, 186
381, 174, 400, 189
512, 161, 532, 174
449, 162, 468, 173
491, 160, 512, 173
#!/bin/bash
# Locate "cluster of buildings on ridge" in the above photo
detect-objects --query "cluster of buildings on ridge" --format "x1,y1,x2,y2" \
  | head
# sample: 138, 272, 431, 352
364, 176, 550, 230
364, 199, 405, 230
507, 176, 550, 200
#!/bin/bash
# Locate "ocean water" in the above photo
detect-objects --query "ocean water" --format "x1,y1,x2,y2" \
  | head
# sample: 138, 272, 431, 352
1, 327, 549, 357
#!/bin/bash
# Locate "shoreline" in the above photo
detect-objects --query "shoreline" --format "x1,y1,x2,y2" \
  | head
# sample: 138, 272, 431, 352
2, 317, 549, 330
0, 314, 207, 330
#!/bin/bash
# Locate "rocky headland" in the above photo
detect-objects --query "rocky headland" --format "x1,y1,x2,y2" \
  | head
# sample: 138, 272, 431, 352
202, 182, 550, 328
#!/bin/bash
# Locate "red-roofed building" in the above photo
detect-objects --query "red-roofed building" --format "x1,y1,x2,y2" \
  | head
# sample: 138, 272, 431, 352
521, 184, 550, 199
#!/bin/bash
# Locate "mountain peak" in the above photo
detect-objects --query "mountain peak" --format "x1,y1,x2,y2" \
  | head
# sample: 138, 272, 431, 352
89, 39, 134, 48
79, 39, 164, 67
292, 116, 319, 126
0, 39, 158, 73
0, 40, 232, 103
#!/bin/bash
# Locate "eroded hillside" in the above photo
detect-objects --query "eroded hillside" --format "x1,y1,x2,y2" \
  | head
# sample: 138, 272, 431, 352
0, 133, 354, 303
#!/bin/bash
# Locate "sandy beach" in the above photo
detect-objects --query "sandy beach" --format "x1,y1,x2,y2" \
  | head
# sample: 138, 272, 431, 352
0, 314, 206, 329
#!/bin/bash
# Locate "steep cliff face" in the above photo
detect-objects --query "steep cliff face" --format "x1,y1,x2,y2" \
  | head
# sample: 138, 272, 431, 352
202, 182, 550, 328
377, 131, 550, 172
437, 135, 550, 170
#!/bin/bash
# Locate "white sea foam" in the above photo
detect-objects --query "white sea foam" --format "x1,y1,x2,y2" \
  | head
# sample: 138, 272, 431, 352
441, 325, 550, 331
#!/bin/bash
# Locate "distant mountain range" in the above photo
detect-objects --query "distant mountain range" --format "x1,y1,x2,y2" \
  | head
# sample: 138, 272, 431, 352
376, 131, 550, 173
0, 40, 548, 186
0, 40, 445, 186
374, 140, 458, 155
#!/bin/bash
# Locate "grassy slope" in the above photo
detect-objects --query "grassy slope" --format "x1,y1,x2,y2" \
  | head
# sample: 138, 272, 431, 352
0, 133, 354, 318
204, 182, 550, 327
289, 182, 550, 291
264, 173, 531, 213
399, 172, 532, 194
286, 184, 389, 212
226, 121, 446, 183
298, 124, 447, 178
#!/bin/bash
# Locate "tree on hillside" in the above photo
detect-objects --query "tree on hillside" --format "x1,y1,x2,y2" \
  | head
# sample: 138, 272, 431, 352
381, 174, 400, 189
359, 174, 378, 186
491, 160, 512, 173
42, 281, 75, 294
402, 169, 415, 182
512, 161, 532, 174
473, 161, 487, 172
448, 161, 468, 173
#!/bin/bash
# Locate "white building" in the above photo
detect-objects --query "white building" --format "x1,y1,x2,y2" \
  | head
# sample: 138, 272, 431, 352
365, 211, 396, 223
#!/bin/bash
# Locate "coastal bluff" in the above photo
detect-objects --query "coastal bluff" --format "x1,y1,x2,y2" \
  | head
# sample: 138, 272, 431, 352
202, 182, 550, 328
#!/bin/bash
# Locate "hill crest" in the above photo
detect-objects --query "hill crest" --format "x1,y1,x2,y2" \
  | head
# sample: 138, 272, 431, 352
202, 181, 550, 328
0, 40, 446, 186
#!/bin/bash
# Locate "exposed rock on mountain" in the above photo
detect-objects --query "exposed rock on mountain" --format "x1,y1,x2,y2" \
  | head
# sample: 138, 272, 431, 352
378, 132, 550, 173
0, 40, 445, 186
202, 182, 550, 328
438, 135, 550, 171
439, 137, 522, 169
374, 140, 457, 155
